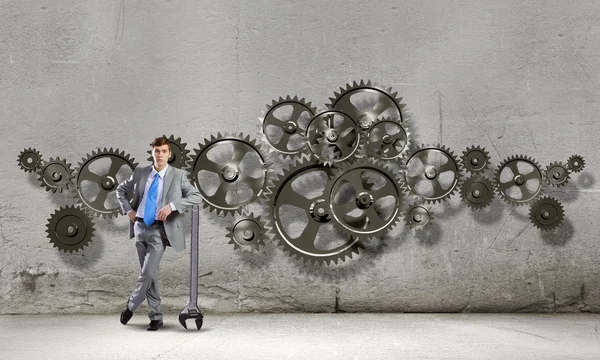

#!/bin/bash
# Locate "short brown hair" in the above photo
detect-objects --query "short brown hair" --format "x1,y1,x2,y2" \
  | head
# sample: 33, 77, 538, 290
150, 136, 171, 151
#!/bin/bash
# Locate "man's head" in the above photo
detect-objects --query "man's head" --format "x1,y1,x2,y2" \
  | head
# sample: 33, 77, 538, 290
150, 136, 172, 170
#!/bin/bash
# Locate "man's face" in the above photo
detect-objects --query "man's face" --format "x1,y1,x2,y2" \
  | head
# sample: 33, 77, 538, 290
152, 144, 171, 168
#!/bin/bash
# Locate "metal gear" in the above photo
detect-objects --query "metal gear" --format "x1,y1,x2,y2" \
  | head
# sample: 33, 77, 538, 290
326, 80, 408, 128
460, 175, 494, 210
529, 196, 564, 231
363, 117, 411, 161
544, 161, 570, 187
403, 144, 462, 203
461, 145, 491, 174
146, 134, 190, 169
18, 148, 43, 173
258, 96, 317, 159
264, 155, 363, 265
404, 202, 433, 233
226, 212, 271, 252
46, 205, 96, 253
187, 133, 272, 216
326, 158, 404, 240
566, 155, 585, 173
494, 155, 542, 206
74, 148, 138, 218
306, 109, 361, 166
36, 157, 75, 193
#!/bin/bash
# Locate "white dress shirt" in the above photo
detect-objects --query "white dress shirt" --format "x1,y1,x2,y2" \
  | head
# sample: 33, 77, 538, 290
129, 164, 176, 219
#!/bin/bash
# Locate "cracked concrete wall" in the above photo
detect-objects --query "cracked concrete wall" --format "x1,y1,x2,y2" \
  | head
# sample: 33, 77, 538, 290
1, 0, 599, 314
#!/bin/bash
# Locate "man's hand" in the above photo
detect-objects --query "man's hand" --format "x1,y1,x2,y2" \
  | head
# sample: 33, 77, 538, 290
157, 205, 172, 221
128, 210, 137, 223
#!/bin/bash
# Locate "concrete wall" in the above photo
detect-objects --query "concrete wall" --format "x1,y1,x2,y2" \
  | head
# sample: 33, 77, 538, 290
1, 0, 599, 314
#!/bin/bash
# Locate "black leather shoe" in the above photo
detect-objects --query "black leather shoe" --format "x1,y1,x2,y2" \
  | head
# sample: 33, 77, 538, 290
120, 304, 133, 325
147, 320, 163, 331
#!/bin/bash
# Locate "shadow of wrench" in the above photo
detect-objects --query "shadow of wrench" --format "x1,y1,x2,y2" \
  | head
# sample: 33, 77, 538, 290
178, 204, 204, 330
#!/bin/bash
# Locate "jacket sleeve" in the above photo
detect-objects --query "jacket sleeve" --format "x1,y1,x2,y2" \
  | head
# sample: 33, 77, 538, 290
172, 171, 202, 213
116, 167, 137, 214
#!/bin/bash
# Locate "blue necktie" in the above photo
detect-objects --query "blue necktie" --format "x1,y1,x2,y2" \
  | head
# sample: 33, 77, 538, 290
143, 173, 159, 226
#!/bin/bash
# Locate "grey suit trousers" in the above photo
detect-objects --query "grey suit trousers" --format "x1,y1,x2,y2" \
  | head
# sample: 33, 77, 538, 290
127, 220, 169, 321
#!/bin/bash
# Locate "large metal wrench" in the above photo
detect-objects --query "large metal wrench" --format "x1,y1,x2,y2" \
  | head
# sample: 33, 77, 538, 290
178, 204, 203, 330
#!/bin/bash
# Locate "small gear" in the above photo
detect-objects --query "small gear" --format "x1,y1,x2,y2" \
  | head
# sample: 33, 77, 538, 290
403, 144, 462, 203
17, 148, 43, 173
264, 154, 363, 265
566, 155, 585, 173
226, 212, 271, 252
74, 148, 138, 218
460, 175, 494, 210
529, 196, 564, 231
146, 134, 190, 169
461, 145, 491, 174
187, 133, 273, 216
258, 96, 317, 159
494, 155, 543, 206
544, 161, 570, 187
404, 202, 433, 233
363, 117, 411, 161
326, 80, 408, 127
46, 205, 96, 253
326, 158, 404, 240
306, 109, 361, 166
36, 157, 75, 193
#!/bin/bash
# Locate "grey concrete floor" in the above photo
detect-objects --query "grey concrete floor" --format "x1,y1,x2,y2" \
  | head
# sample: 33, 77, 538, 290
0, 313, 598, 359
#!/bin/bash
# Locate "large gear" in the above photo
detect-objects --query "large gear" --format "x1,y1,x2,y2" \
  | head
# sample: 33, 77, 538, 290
74, 148, 138, 218
326, 158, 404, 240
146, 134, 190, 169
403, 144, 462, 203
566, 155, 585, 173
17, 148, 43, 173
404, 202, 434, 233
461, 145, 491, 175
46, 205, 96, 253
258, 96, 317, 159
544, 161, 570, 187
363, 117, 411, 161
264, 155, 363, 265
460, 175, 494, 210
36, 157, 75, 193
306, 109, 361, 166
494, 155, 542, 206
187, 133, 272, 216
529, 196, 564, 231
226, 212, 271, 252
326, 80, 407, 128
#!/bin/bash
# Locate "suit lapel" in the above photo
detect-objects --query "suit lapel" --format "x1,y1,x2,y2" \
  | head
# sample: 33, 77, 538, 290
162, 166, 175, 206
136, 166, 152, 203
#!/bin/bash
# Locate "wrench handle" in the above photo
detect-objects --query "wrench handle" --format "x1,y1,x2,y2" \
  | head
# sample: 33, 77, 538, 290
189, 204, 199, 304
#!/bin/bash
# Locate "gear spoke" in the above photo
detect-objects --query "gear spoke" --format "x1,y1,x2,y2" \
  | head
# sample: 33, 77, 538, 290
369, 98, 393, 119
507, 161, 521, 176
334, 95, 361, 120
278, 185, 313, 209
277, 132, 293, 149
207, 181, 231, 204
290, 103, 305, 122
108, 159, 125, 176
79, 167, 102, 183
92, 190, 109, 208
365, 206, 386, 228
230, 142, 248, 164
290, 221, 321, 253
372, 183, 397, 201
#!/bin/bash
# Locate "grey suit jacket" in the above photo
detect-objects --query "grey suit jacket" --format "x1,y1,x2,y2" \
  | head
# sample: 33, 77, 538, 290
116, 165, 202, 252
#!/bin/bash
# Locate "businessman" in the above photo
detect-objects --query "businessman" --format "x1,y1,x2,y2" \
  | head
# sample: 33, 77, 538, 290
116, 136, 202, 331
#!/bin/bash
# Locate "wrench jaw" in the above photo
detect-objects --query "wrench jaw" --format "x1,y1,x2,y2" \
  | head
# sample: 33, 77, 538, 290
178, 304, 203, 330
